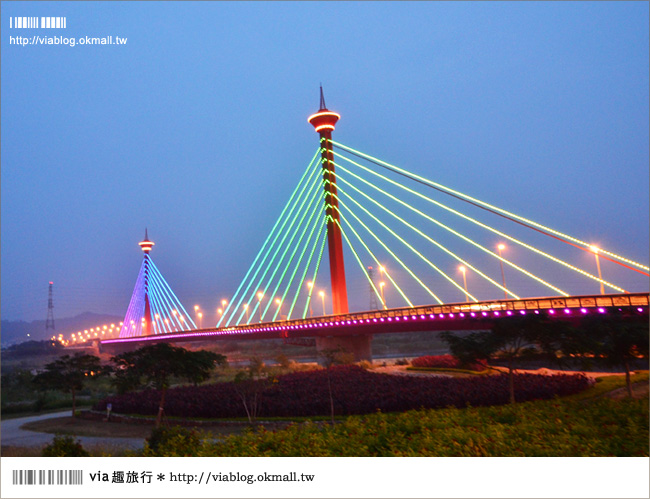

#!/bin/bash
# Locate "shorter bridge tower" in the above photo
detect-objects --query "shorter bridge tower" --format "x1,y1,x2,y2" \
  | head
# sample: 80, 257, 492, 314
118, 230, 197, 339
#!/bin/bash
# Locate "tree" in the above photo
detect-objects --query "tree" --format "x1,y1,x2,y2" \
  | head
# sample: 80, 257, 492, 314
573, 312, 648, 397
33, 353, 105, 418
441, 314, 561, 404
318, 348, 348, 424
111, 343, 226, 426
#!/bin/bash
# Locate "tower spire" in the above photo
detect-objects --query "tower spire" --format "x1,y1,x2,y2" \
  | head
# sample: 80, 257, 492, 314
319, 84, 327, 110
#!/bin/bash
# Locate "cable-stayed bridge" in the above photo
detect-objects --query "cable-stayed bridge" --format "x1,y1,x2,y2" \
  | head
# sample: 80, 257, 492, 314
100, 89, 649, 358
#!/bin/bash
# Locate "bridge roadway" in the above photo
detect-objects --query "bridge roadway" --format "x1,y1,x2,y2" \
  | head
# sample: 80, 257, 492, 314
99, 292, 648, 354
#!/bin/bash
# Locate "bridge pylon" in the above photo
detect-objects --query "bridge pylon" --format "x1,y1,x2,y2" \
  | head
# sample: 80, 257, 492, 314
308, 87, 371, 361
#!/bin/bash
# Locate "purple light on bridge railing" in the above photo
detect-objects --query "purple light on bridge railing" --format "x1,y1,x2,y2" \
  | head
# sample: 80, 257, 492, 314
580, 308, 588, 314
404, 316, 409, 320
598, 308, 606, 313
564, 309, 571, 314
520, 310, 526, 315
429, 314, 435, 319
396, 317, 400, 321
493, 311, 499, 317
549, 310, 555, 315
637, 308, 644, 313
459, 313, 465, 318
449, 313, 454, 318
470, 312, 476, 317
482, 312, 488, 317
347, 320, 351, 325
412, 315, 417, 320
506, 311, 512, 316
420, 315, 425, 319
439, 314, 444, 319
388, 317, 392, 322
380, 318, 385, 322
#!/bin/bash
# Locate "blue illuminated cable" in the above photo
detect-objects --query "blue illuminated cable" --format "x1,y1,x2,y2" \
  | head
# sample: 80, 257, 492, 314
149, 259, 197, 329
147, 262, 186, 330
120, 260, 146, 338
147, 268, 182, 331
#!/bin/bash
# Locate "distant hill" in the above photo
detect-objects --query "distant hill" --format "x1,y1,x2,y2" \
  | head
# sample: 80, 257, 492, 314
1, 312, 123, 347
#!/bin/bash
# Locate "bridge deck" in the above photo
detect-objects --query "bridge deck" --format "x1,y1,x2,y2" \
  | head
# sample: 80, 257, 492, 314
99, 293, 648, 352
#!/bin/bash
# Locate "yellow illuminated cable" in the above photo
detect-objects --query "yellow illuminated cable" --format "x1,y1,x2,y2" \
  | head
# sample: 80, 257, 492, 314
332, 140, 649, 273
333, 151, 626, 294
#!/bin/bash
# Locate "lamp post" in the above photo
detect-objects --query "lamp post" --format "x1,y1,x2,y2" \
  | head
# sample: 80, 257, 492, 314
459, 266, 469, 302
307, 281, 314, 317
379, 281, 387, 309
243, 304, 249, 323
275, 298, 283, 319
497, 244, 508, 299
590, 245, 605, 295
257, 292, 264, 322
221, 299, 227, 312
198, 312, 203, 329
319, 290, 326, 315
194, 305, 200, 326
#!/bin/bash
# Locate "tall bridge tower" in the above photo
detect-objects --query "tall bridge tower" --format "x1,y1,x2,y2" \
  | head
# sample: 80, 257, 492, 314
308, 88, 371, 360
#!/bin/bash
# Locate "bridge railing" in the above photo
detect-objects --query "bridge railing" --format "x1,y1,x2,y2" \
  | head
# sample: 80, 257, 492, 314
219, 292, 648, 333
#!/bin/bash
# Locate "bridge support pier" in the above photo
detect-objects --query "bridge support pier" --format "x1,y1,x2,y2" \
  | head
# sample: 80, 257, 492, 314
316, 334, 373, 363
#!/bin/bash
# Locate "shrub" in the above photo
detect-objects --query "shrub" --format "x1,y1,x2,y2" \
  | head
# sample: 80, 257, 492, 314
145, 426, 202, 456
42, 435, 89, 457
96, 365, 590, 419
394, 358, 410, 366
411, 354, 486, 371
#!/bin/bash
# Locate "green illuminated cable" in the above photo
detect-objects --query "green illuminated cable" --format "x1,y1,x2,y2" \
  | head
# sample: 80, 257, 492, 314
258, 180, 326, 322
334, 189, 448, 305
287, 219, 327, 320
271, 191, 327, 322
335, 219, 388, 309
220, 149, 321, 326
333, 203, 412, 307
231, 159, 322, 325
336, 167, 543, 298
241, 173, 323, 325
334, 152, 621, 294
302, 219, 329, 319
332, 140, 649, 273
330, 183, 444, 304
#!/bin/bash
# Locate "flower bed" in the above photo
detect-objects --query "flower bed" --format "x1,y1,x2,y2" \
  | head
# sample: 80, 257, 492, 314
94, 366, 590, 419
411, 354, 486, 371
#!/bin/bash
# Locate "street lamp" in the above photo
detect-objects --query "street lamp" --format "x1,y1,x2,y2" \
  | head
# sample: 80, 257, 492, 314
590, 245, 605, 295
257, 292, 264, 322
194, 305, 200, 325
459, 266, 469, 302
275, 298, 283, 319
198, 312, 203, 329
497, 243, 508, 299
221, 299, 227, 311
379, 281, 387, 309
243, 303, 249, 323
306, 281, 314, 317
319, 290, 326, 315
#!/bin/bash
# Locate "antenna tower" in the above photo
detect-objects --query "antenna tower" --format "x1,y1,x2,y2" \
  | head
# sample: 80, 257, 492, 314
45, 282, 55, 330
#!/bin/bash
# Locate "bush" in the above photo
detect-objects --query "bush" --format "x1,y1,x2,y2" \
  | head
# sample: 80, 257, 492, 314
411, 354, 486, 371
394, 358, 410, 366
145, 425, 203, 456
42, 435, 89, 457
96, 366, 590, 419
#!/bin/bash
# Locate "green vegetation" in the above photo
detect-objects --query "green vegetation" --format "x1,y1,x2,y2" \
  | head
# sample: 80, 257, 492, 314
140, 386, 648, 457
42, 435, 89, 457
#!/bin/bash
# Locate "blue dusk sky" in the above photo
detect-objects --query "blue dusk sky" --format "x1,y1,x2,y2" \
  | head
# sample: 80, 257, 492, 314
1, 1, 648, 324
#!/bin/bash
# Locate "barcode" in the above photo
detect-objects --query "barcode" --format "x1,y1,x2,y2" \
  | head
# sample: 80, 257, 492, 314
12, 470, 82, 485
9, 17, 67, 29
